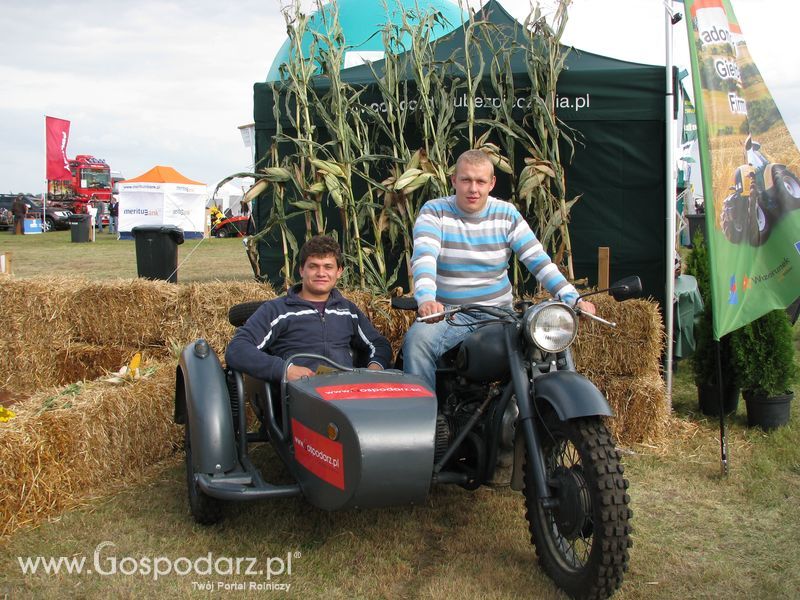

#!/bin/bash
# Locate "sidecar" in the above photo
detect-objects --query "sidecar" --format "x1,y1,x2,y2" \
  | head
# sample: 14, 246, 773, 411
174, 333, 437, 524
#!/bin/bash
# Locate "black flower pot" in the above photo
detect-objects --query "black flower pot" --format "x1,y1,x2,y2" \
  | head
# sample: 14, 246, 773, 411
697, 381, 740, 416
743, 390, 794, 431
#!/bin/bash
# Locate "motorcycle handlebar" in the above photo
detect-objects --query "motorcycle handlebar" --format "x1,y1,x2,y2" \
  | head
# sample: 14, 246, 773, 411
415, 304, 515, 322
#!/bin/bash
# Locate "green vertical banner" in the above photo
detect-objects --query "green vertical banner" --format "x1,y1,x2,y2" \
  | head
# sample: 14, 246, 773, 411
685, 0, 800, 339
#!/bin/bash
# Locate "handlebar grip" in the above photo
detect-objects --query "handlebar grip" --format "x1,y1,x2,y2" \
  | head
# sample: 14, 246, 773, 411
391, 296, 418, 311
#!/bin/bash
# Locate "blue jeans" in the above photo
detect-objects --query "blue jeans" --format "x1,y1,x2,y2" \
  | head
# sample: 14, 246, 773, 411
402, 308, 491, 390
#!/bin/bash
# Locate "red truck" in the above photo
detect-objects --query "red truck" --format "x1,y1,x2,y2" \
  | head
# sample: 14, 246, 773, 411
47, 154, 113, 212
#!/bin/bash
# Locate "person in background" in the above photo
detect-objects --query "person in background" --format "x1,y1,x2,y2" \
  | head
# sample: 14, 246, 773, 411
12, 194, 28, 235
96, 198, 108, 233
402, 149, 596, 390
108, 196, 119, 235
225, 234, 392, 382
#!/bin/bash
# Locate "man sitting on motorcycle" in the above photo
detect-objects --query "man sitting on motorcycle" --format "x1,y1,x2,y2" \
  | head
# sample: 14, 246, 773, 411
403, 149, 596, 389
225, 235, 392, 382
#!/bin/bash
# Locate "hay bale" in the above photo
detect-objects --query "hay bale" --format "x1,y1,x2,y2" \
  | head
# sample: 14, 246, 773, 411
589, 372, 670, 445
61, 278, 181, 347
0, 360, 179, 537
54, 343, 168, 385
573, 295, 665, 378
176, 280, 276, 355
0, 277, 80, 392
345, 290, 416, 355
0, 277, 278, 392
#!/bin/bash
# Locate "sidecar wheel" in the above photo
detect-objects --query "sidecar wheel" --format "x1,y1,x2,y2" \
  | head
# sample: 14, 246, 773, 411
524, 415, 631, 599
185, 424, 223, 525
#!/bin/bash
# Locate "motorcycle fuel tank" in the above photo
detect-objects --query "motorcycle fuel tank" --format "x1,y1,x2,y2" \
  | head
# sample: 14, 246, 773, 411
286, 370, 437, 511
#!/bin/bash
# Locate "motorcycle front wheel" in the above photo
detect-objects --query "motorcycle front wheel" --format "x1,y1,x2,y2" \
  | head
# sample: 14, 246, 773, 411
524, 415, 632, 600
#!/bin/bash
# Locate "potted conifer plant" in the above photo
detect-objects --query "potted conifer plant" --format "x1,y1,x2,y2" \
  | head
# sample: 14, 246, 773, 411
684, 230, 740, 415
730, 309, 797, 430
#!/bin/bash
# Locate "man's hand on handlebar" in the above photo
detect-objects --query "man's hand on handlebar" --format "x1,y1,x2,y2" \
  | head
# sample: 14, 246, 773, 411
287, 364, 315, 381
418, 300, 446, 323
576, 299, 596, 317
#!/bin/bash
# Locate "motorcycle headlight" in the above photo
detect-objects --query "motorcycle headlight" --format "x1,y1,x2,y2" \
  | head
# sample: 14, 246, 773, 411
523, 302, 578, 353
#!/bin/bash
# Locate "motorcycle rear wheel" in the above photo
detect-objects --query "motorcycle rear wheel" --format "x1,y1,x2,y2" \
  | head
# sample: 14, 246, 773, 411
524, 415, 632, 600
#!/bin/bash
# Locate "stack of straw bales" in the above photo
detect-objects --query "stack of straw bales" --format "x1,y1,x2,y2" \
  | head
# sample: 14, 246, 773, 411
0, 276, 667, 537
0, 363, 178, 536
572, 294, 668, 445
0, 277, 274, 394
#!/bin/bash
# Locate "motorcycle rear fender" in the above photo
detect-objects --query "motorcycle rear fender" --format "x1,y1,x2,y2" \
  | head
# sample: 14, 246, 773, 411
533, 370, 614, 421
174, 339, 238, 475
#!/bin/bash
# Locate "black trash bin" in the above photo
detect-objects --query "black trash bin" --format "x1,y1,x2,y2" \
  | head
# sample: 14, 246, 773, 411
686, 213, 706, 248
68, 214, 91, 243
131, 225, 185, 283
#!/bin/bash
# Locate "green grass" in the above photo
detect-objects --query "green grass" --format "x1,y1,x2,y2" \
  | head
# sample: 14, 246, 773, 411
0, 229, 255, 282
1, 231, 799, 599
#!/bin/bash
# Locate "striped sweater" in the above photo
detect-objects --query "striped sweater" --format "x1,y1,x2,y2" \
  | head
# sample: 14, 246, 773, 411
411, 196, 579, 307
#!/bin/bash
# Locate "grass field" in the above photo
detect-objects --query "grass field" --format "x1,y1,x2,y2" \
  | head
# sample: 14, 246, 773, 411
0, 229, 256, 282
1, 230, 798, 599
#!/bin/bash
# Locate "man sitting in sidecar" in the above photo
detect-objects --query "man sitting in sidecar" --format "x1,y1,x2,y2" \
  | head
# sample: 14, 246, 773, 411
175, 235, 440, 525
225, 234, 391, 382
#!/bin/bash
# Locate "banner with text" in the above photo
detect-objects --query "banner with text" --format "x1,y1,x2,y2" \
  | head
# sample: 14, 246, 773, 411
685, 0, 800, 339
45, 116, 72, 180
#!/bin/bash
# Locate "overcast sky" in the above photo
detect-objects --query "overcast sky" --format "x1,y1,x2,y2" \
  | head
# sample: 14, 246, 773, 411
1, 0, 797, 194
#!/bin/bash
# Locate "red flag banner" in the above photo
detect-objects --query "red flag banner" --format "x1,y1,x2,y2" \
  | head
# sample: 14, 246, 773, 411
45, 116, 71, 180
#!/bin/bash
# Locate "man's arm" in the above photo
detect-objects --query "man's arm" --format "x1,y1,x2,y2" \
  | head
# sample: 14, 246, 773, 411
350, 304, 393, 369
224, 301, 287, 381
410, 201, 443, 307
508, 209, 580, 304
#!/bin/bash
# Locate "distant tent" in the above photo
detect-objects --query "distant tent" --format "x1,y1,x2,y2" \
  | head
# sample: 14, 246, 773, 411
253, 0, 669, 307
118, 166, 207, 239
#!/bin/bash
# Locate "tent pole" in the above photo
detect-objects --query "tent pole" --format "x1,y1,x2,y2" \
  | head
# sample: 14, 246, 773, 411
664, 2, 677, 405
43, 115, 48, 233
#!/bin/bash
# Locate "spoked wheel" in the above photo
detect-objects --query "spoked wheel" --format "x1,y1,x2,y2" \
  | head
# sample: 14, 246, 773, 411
185, 424, 223, 525
524, 415, 632, 600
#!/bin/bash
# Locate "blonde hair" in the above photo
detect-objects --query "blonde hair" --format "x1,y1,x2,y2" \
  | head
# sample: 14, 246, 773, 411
455, 149, 494, 175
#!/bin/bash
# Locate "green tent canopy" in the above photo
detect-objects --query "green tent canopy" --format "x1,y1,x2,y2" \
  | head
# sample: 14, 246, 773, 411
253, 0, 669, 308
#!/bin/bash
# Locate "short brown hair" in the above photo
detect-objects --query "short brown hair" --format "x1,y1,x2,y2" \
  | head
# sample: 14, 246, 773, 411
298, 234, 343, 268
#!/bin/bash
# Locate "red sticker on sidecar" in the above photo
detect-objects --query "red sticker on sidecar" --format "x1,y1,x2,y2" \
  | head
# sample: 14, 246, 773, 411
314, 382, 435, 400
291, 418, 344, 490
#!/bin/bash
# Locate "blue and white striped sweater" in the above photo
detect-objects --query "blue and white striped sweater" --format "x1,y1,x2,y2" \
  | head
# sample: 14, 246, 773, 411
411, 196, 578, 307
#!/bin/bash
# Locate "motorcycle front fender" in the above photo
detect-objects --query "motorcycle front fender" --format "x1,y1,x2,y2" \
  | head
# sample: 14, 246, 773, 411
175, 339, 238, 475
510, 371, 613, 492
533, 370, 613, 420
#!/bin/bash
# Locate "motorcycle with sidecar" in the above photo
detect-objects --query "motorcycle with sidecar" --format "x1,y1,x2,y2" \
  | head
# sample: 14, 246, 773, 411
174, 277, 641, 599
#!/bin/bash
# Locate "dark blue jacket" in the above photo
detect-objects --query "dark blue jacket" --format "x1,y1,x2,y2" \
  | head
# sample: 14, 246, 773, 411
225, 286, 393, 382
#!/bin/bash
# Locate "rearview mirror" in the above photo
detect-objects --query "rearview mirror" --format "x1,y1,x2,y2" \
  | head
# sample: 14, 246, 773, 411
608, 276, 643, 301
